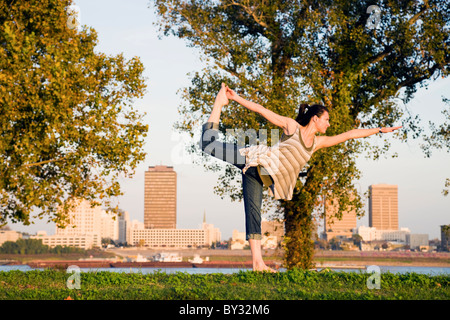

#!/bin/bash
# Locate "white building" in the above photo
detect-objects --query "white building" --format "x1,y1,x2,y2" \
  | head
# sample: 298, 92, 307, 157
32, 231, 95, 250
130, 228, 206, 248
34, 199, 122, 249
406, 234, 429, 249
230, 229, 247, 250
202, 212, 221, 246
127, 219, 144, 244
355, 226, 411, 243
230, 228, 279, 250
54, 199, 103, 247
0, 229, 22, 246
100, 210, 119, 242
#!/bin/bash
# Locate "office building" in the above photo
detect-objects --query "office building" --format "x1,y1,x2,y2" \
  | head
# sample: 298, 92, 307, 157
262, 218, 284, 248
118, 210, 130, 245
202, 211, 221, 246
101, 210, 119, 241
262, 218, 284, 239
33, 199, 120, 249
55, 199, 103, 247
130, 228, 205, 248
231, 229, 247, 250
441, 225, 450, 251
33, 231, 95, 250
144, 165, 177, 229
406, 234, 429, 250
0, 229, 21, 246
368, 184, 398, 230
355, 226, 410, 242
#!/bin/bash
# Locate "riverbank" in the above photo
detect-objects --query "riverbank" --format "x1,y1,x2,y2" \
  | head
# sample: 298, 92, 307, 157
1, 249, 449, 269
314, 250, 450, 267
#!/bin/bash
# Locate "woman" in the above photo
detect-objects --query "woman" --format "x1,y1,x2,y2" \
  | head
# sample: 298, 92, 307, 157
200, 83, 401, 272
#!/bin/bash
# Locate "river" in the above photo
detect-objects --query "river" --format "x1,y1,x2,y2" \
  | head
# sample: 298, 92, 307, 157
0, 265, 449, 275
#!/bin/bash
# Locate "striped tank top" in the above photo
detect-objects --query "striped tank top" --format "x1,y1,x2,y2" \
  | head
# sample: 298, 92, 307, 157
239, 125, 316, 200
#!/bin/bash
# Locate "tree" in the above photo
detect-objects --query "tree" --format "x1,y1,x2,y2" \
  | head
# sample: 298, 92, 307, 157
422, 97, 450, 195
329, 237, 341, 250
152, 0, 450, 269
351, 233, 363, 246
0, 0, 148, 227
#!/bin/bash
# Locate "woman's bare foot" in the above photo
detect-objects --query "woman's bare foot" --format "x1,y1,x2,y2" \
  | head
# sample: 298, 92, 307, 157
215, 82, 229, 106
249, 239, 277, 273
207, 83, 228, 123
253, 261, 277, 273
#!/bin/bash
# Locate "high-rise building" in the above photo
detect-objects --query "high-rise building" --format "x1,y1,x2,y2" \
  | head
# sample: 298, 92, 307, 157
118, 210, 130, 245
36, 198, 120, 248
202, 211, 221, 246
55, 199, 103, 247
0, 229, 21, 246
441, 225, 450, 251
144, 165, 177, 229
323, 198, 357, 240
368, 184, 398, 230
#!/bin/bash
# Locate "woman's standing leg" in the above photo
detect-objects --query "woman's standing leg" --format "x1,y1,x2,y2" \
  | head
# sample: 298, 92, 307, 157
242, 167, 276, 272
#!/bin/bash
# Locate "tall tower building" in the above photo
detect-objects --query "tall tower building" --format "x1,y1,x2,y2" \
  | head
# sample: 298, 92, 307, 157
368, 184, 398, 230
144, 165, 177, 229
118, 210, 130, 245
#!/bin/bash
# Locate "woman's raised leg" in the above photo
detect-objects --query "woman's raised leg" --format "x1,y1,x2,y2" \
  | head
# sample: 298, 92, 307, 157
200, 84, 246, 169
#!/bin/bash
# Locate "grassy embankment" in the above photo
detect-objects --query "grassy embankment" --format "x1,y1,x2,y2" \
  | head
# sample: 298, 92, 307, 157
0, 268, 448, 300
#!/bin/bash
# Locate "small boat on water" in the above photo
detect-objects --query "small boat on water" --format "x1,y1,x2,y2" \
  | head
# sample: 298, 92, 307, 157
153, 252, 183, 262
188, 254, 208, 264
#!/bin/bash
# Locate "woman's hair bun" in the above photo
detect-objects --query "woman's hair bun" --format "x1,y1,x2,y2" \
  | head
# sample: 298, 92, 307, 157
295, 103, 329, 126
300, 103, 309, 114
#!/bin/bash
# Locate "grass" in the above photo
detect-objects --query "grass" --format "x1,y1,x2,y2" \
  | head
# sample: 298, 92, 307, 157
0, 268, 448, 300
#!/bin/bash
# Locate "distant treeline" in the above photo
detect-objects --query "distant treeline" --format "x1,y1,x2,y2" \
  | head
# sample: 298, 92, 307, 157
0, 238, 85, 254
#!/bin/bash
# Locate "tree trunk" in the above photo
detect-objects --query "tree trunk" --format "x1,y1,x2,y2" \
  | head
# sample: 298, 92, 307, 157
283, 201, 316, 270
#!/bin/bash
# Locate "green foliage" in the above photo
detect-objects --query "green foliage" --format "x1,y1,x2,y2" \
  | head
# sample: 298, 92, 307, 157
152, 0, 450, 269
0, 0, 148, 226
0, 238, 84, 254
422, 97, 450, 195
0, 269, 448, 300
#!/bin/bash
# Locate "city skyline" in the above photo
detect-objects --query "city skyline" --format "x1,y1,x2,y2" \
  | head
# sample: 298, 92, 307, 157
6, 0, 449, 240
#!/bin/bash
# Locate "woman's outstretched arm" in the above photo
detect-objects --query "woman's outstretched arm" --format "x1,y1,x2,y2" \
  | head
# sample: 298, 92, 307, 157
315, 126, 402, 151
225, 86, 298, 135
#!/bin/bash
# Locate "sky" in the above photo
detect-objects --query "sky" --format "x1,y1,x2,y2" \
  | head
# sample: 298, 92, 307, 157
9, 0, 450, 240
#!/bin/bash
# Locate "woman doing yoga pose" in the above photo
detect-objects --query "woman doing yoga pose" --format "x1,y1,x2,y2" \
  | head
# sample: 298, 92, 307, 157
200, 83, 401, 272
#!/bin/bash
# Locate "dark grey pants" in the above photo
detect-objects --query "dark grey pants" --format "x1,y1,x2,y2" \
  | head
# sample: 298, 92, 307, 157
199, 122, 263, 240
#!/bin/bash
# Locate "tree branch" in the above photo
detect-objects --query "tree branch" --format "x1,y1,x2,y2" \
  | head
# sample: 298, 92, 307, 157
363, 4, 429, 67
23, 156, 67, 168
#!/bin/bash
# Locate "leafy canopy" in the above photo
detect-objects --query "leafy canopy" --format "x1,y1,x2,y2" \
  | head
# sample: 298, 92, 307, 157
0, 0, 148, 227
152, 0, 450, 268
